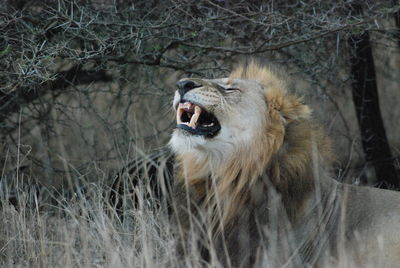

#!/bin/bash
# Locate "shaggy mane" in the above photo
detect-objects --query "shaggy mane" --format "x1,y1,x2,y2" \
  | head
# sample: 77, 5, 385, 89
175, 62, 334, 226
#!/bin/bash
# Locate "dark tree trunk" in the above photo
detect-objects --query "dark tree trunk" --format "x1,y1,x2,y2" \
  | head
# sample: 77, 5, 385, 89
348, 7, 399, 189
393, 0, 400, 47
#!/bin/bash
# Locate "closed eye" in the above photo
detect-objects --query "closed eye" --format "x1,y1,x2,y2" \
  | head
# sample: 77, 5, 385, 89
214, 83, 241, 92
225, 87, 240, 91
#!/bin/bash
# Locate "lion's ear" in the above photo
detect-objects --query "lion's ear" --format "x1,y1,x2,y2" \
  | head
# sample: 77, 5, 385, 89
266, 91, 311, 123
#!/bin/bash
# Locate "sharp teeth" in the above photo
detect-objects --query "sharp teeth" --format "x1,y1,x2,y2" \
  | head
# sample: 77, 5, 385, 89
177, 108, 183, 124
188, 105, 201, 128
179, 102, 193, 110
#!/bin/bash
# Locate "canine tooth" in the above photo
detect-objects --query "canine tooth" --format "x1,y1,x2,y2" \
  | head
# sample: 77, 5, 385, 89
195, 105, 201, 114
188, 116, 197, 128
189, 105, 202, 128
177, 108, 183, 124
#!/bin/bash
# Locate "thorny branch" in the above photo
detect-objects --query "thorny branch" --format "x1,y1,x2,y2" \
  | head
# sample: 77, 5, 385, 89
0, 0, 399, 183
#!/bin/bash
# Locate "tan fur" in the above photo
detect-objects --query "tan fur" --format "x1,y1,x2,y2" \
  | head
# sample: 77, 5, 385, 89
169, 62, 400, 267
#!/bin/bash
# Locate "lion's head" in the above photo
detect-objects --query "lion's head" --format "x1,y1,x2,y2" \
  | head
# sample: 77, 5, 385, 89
169, 62, 332, 223
170, 62, 313, 172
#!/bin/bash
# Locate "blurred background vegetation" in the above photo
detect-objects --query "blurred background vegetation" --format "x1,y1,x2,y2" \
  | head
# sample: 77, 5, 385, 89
1, 0, 399, 190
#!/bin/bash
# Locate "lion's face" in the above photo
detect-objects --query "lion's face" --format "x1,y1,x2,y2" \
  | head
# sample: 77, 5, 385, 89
169, 77, 267, 156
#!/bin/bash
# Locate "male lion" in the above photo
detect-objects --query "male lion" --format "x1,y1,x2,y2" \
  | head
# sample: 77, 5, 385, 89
112, 62, 400, 267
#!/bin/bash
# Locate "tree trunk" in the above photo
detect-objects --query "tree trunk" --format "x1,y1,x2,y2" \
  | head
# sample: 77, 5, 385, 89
348, 26, 399, 189
393, 0, 400, 47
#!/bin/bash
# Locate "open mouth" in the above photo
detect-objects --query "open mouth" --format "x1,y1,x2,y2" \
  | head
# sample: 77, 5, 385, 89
176, 101, 221, 137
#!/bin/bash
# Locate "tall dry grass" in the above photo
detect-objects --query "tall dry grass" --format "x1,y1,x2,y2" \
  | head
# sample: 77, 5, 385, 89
0, 154, 391, 268
0, 164, 177, 268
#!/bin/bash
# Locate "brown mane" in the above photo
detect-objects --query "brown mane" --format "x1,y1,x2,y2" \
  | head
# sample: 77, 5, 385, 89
174, 62, 334, 226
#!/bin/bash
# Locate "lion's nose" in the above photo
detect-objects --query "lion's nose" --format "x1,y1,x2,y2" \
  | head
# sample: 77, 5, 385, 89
177, 80, 201, 97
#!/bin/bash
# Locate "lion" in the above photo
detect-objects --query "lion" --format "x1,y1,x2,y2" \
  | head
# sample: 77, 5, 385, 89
111, 62, 400, 267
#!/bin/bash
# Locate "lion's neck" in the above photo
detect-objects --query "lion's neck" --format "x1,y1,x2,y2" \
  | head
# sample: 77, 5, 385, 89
175, 121, 334, 224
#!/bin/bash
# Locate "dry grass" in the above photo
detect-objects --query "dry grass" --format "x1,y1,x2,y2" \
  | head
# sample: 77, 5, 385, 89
0, 157, 391, 268
0, 168, 177, 268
